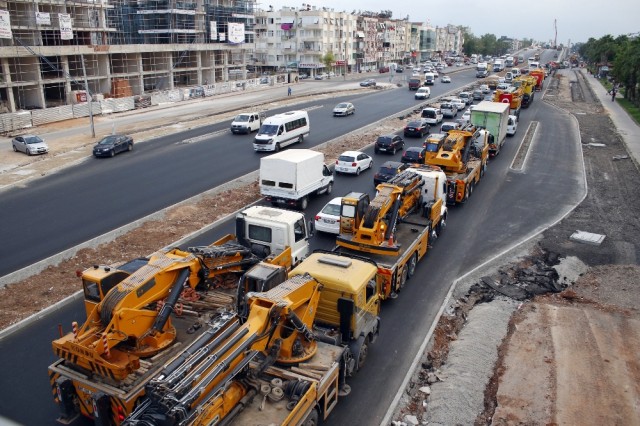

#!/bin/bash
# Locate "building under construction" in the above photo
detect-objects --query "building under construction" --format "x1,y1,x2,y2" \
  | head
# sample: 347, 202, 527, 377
0, 0, 257, 114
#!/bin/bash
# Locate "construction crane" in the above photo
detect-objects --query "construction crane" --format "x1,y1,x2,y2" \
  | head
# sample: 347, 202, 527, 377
554, 19, 558, 49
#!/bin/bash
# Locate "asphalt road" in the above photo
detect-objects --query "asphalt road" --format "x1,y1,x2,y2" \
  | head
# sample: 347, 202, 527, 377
0, 70, 478, 277
0, 56, 586, 425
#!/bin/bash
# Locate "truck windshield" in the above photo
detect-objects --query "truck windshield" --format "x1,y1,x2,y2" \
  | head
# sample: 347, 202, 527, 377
259, 124, 278, 135
425, 143, 439, 152
235, 115, 249, 122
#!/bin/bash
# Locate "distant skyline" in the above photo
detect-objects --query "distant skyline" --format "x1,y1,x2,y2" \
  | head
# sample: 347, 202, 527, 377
261, 1, 639, 44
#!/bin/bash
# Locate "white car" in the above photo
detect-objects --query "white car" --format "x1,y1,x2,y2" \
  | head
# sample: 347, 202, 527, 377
421, 107, 443, 124
441, 75, 451, 83
450, 97, 466, 110
333, 102, 355, 116
507, 115, 518, 136
314, 197, 342, 234
414, 87, 431, 100
460, 109, 472, 124
335, 150, 373, 175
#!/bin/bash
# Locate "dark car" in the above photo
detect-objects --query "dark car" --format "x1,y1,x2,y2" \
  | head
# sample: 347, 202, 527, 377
360, 79, 377, 87
400, 146, 428, 164
395, 66, 404, 73
472, 89, 484, 100
93, 134, 134, 157
379, 66, 390, 73
373, 161, 409, 186
374, 134, 405, 155
403, 119, 430, 138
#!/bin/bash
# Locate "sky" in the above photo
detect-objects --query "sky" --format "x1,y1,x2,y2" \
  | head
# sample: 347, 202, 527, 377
262, 1, 639, 44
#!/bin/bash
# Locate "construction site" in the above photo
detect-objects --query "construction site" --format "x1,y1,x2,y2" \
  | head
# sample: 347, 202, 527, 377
0, 0, 257, 116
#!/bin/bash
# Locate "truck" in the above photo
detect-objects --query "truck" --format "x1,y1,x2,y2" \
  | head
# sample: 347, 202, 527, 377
408, 74, 425, 90
259, 149, 334, 210
48, 206, 315, 425
513, 75, 537, 107
335, 167, 448, 299
476, 62, 489, 78
425, 124, 489, 205
119, 250, 381, 426
470, 101, 510, 157
529, 69, 545, 91
493, 86, 523, 118
230, 112, 265, 134
493, 59, 504, 72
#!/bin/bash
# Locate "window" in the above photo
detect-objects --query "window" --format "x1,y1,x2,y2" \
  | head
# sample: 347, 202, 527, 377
248, 224, 272, 243
342, 204, 356, 218
83, 279, 101, 302
294, 218, 306, 242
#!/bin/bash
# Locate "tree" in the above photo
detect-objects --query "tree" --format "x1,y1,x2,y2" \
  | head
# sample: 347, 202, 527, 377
321, 51, 336, 75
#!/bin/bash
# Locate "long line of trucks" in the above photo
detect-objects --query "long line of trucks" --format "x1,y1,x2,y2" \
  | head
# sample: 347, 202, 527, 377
48, 80, 524, 425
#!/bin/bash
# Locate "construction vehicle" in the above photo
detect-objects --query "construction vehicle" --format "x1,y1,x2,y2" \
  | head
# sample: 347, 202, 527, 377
493, 86, 523, 118
339, 191, 371, 236
425, 124, 489, 205
335, 167, 447, 299
513, 75, 537, 107
470, 101, 510, 157
49, 206, 314, 425
119, 250, 381, 426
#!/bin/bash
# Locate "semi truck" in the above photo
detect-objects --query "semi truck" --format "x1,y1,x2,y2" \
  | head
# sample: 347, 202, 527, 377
48, 206, 316, 425
259, 149, 334, 210
425, 124, 489, 205
335, 167, 448, 299
470, 101, 510, 157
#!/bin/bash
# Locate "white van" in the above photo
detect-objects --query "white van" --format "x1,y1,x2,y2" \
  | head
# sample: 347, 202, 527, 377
254, 110, 310, 152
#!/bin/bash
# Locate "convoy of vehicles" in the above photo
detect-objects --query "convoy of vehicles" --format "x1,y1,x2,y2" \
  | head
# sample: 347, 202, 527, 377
259, 149, 334, 210
44, 51, 546, 426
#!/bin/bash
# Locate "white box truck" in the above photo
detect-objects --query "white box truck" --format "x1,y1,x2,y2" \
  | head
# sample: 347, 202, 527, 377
259, 149, 334, 210
470, 101, 510, 157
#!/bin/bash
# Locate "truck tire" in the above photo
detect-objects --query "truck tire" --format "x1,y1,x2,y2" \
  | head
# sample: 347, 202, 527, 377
299, 196, 308, 210
407, 253, 418, 278
301, 408, 319, 426
352, 336, 369, 371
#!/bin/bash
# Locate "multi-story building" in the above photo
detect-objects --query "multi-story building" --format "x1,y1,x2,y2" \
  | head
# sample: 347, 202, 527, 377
435, 24, 464, 57
0, 0, 257, 113
254, 6, 356, 77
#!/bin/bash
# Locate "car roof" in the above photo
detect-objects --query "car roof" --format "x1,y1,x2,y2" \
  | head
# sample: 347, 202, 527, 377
326, 197, 343, 206
340, 150, 364, 156
405, 146, 424, 151
381, 160, 403, 167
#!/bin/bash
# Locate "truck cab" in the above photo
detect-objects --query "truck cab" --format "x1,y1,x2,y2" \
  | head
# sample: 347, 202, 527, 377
339, 192, 370, 235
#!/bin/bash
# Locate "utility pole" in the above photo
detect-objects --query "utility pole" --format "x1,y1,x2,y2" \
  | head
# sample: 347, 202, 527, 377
80, 54, 95, 138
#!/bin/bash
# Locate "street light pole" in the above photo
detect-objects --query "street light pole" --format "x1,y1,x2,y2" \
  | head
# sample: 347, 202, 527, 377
80, 54, 95, 139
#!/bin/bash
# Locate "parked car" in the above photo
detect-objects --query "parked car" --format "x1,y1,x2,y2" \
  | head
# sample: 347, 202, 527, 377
335, 150, 373, 175
374, 134, 405, 155
403, 119, 430, 138
314, 197, 342, 234
11, 135, 48, 156
401, 146, 428, 164
458, 92, 472, 105
440, 102, 458, 118
395, 66, 404, 73
333, 102, 355, 116
379, 66, 390, 73
414, 87, 431, 100
441, 75, 452, 83
421, 107, 444, 124
92, 134, 134, 157
360, 79, 377, 87
314, 74, 326, 80
441, 121, 461, 133
507, 115, 518, 136
373, 161, 409, 186
299, 73, 310, 79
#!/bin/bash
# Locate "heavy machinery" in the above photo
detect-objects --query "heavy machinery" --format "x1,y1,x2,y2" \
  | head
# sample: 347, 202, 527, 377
426, 124, 489, 205
121, 250, 381, 426
49, 207, 314, 424
529, 69, 545, 91
338, 191, 371, 236
513, 75, 537, 107
493, 86, 523, 118
336, 170, 424, 256
335, 167, 448, 300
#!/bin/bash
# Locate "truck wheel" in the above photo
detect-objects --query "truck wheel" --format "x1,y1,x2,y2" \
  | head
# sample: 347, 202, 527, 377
301, 408, 319, 426
407, 253, 418, 278
356, 337, 369, 371
399, 267, 408, 289
299, 196, 308, 210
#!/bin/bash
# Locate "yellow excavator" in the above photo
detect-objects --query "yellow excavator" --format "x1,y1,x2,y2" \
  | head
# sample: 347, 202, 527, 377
52, 236, 290, 382
336, 170, 424, 255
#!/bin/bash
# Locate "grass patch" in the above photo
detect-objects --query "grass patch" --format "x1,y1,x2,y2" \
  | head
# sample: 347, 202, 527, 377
617, 98, 640, 125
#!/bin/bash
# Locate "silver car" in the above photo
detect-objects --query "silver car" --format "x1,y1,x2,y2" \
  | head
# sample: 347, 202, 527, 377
12, 135, 49, 156
333, 102, 355, 117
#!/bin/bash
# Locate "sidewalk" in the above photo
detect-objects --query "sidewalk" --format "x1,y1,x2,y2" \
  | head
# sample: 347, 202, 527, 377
580, 69, 640, 167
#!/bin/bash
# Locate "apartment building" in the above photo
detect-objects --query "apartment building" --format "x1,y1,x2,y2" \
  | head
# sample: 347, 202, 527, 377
0, 0, 257, 114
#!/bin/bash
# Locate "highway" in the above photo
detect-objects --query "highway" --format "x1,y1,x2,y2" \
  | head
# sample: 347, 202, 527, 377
0, 50, 587, 426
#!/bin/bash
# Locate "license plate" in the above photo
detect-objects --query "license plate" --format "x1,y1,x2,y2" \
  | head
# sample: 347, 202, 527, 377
324, 219, 336, 224
379, 148, 387, 151
338, 167, 348, 172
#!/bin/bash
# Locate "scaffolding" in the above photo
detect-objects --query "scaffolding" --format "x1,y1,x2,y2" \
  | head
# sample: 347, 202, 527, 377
0, 0, 257, 113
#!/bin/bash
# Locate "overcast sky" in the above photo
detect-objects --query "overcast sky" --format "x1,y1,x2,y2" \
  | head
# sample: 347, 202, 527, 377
263, 1, 639, 44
